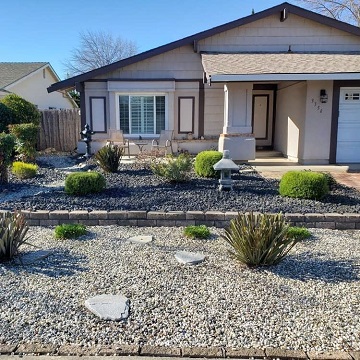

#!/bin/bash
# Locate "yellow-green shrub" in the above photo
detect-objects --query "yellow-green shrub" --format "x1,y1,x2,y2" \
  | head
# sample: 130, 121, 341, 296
11, 161, 38, 179
194, 150, 222, 178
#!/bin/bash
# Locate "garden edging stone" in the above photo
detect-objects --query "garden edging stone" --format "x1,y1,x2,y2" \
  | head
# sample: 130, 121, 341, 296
5, 209, 360, 230
1, 343, 359, 359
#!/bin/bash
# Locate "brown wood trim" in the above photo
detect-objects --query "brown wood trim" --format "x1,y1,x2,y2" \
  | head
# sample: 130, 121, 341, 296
330, 80, 360, 163
89, 96, 107, 133
253, 84, 278, 91
76, 82, 86, 129
252, 94, 270, 141
198, 81, 205, 137
178, 96, 195, 134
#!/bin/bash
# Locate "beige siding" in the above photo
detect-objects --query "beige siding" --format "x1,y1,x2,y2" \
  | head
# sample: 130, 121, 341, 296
274, 81, 307, 160
7, 67, 75, 109
302, 80, 333, 164
204, 83, 224, 136
97, 46, 204, 80
199, 13, 360, 52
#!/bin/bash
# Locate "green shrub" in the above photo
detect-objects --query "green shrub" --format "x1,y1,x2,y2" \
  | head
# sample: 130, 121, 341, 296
95, 145, 123, 173
151, 153, 192, 182
184, 225, 211, 239
65, 171, 106, 195
287, 226, 311, 241
0, 211, 29, 261
279, 171, 329, 200
54, 224, 87, 239
0, 103, 15, 133
322, 172, 337, 190
11, 161, 38, 179
194, 150, 222, 178
222, 212, 299, 267
0, 132, 16, 184
9, 123, 39, 161
0, 94, 40, 125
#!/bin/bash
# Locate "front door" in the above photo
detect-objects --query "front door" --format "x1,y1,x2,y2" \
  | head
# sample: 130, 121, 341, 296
252, 91, 274, 149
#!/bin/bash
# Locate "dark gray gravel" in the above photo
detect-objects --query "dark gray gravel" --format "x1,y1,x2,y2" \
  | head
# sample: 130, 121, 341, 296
1, 155, 359, 213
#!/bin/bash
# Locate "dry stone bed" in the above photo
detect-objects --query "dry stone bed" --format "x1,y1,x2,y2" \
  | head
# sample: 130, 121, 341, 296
0, 225, 359, 353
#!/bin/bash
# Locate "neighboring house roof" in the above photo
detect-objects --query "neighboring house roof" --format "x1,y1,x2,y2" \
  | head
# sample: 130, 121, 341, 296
0, 62, 48, 89
48, 1, 360, 93
202, 53, 360, 82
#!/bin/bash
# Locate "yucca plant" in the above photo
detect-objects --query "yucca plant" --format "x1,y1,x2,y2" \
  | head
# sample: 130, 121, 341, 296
0, 211, 29, 261
95, 145, 123, 173
222, 212, 299, 267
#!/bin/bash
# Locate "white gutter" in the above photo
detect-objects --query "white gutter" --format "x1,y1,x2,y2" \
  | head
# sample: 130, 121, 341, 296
209, 73, 360, 82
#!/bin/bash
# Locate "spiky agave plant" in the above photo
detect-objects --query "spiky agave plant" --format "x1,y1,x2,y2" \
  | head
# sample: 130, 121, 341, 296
0, 211, 29, 261
95, 145, 123, 173
222, 212, 299, 267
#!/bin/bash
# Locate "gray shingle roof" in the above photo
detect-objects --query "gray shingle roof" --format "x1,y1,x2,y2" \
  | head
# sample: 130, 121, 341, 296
0, 62, 48, 89
201, 53, 360, 76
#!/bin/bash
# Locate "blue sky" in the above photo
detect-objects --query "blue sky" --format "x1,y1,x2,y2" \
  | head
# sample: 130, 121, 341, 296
1, 0, 297, 80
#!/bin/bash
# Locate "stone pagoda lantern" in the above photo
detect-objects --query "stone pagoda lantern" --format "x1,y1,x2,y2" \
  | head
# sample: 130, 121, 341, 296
213, 150, 239, 191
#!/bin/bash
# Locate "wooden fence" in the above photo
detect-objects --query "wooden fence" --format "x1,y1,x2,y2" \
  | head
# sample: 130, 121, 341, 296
37, 109, 81, 152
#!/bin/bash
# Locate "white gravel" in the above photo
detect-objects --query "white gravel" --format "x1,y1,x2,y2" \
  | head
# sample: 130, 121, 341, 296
0, 226, 359, 352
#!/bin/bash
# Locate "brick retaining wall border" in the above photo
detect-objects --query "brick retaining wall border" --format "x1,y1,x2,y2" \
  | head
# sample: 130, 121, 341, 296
2, 210, 360, 229
0, 343, 359, 359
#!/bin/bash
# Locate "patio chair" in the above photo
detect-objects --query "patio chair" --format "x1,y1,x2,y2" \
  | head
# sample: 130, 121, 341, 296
151, 130, 173, 155
106, 129, 130, 157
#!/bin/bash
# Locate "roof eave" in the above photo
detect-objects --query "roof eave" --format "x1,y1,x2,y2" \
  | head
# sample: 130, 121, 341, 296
210, 73, 360, 82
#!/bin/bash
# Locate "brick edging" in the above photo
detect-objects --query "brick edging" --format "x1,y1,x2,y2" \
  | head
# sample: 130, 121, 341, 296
1, 210, 359, 230
0, 343, 358, 359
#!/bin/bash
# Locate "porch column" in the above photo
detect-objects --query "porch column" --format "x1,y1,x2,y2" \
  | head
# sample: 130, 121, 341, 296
219, 83, 255, 160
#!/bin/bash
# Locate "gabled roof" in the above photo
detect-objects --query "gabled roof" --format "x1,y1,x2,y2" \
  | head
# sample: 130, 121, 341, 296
0, 62, 48, 89
48, 1, 360, 93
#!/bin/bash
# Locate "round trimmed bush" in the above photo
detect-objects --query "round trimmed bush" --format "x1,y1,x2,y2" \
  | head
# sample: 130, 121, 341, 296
279, 170, 329, 200
194, 150, 222, 178
65, 171, 106, 195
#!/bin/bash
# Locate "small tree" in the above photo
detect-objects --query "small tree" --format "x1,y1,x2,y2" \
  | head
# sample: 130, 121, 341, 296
0, 103, 15, 133
63, 30, 138, 76
0, 133, 15, 184
0, 94, 40, 126
8, 123, 40, 162
297, 0, 360, 26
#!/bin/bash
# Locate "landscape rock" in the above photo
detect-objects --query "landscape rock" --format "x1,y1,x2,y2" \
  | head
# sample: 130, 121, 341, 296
15, 250, 52, 265
128, 235, 153, 244
85, 294, 130, 321
174, 250, 205, 265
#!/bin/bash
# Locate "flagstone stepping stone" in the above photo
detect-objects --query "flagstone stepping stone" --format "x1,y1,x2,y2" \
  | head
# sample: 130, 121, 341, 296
85, 294, 129, 321
15, 250, 52, 265
174, 251, 205, 265
128, 235, 153, 244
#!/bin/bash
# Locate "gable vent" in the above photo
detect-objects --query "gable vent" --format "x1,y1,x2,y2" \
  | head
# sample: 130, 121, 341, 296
280, 8, 288, 22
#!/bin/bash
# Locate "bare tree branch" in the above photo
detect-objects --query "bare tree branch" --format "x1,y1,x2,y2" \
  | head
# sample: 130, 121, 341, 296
297, 0, 360, 26
63, 30, 138, 77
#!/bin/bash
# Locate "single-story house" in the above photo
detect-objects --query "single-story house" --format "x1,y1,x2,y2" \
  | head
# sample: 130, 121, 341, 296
0, 62, 77, 109
48, 2, 360, 163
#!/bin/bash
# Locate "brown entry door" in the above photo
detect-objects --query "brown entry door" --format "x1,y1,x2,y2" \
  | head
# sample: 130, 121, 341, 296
252, 93, 273, 148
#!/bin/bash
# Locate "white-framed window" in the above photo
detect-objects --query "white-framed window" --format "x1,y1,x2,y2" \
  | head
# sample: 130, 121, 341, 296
344, 91, 360, 101
119, 94, 166, 135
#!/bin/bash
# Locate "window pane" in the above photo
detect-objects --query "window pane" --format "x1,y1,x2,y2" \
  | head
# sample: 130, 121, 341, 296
143, 96, 154, 134
119, 96, 129, 134
130, 96, 142, 134
156, 96, 165, 134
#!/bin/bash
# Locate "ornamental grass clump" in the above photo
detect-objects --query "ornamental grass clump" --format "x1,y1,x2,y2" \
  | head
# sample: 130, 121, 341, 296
95, 145, 123, 173
150, 153, 192, 182
54, 224, 87, 239
286, 226, 311, 241
222, 212, 300, 267
12, 161, 38, 179
0, 211, 29, 261
65, 171, 106, 195
279, 170, 329, 200
194, 150, 222, 178
184, 225, 211, 239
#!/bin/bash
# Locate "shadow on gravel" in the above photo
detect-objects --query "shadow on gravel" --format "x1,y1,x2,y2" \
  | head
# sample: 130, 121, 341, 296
9, 249, 89, 277
268, 254, 359, 283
